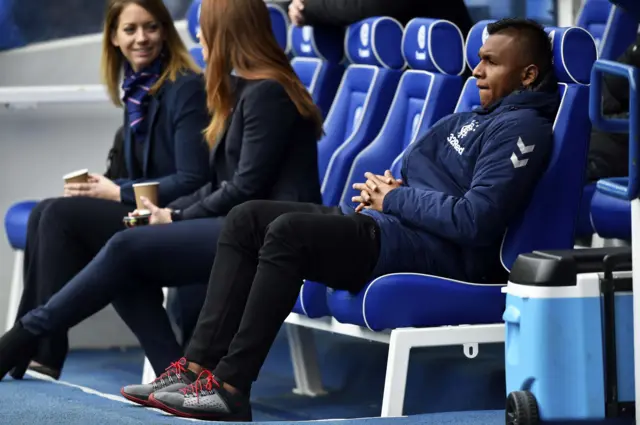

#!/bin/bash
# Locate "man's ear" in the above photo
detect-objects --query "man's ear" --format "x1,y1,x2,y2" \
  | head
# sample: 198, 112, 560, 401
521, 65, 539, 89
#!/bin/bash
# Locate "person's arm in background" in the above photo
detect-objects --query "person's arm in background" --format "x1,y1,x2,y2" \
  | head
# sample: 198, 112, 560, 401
602, 33, 640, 115
290, 0, 398, 27
118, 75, 211, 207
177, 80, 299, 220
289, 0, 472, 38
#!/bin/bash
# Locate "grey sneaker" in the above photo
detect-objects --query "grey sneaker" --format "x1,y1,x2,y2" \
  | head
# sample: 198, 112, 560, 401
149, 371, 252, 421
120, 358, 197, 406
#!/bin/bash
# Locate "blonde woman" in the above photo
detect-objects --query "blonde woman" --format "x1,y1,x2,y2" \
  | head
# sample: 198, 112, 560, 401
10, 0, 210, 380
0, 0, 323, 405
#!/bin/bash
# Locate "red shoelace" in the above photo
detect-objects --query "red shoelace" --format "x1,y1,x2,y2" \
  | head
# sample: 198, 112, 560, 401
153, 358, 188, 382
179, 370, 220, 403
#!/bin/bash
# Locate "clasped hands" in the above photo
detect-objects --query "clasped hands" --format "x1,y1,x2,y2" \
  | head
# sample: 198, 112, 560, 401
352, 170, 402, 213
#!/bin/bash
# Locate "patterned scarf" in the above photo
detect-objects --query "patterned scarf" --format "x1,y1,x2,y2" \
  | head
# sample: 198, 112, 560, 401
122, 58, 163, 142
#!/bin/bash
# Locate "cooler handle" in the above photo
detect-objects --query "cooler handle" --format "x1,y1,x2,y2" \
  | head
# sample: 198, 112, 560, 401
502, 305, 521, 324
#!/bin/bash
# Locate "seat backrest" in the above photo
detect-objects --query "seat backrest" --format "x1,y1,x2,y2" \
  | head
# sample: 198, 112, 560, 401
576, 0, 612, 47
339, 18, 466, 211
598, 4, 639, 60
463, 21, 597, 270
318, 17, 406, 206
186, 0, 205, 68
610, 0, 640, 21
267, 3, 291, 54
289, 24, 345, 118
388, 19, 486, 178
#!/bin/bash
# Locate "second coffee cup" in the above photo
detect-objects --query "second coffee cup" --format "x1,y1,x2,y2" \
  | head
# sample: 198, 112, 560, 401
133, 182, 159, 213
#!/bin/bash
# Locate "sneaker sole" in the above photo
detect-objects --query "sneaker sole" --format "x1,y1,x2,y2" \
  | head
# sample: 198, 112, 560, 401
148, 393, 251, 421
120, 388, 154, 407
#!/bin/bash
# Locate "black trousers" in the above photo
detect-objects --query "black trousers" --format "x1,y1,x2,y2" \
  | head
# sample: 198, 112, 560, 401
184, 200, 381, 393
17, 197, 134, 370
20, 212, 226, 375
587, 129, 629, 182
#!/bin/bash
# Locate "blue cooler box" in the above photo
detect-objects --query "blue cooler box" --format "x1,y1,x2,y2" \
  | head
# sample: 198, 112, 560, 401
503, 247, 635, 424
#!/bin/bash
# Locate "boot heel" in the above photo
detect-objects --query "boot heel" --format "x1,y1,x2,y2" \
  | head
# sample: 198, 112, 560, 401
9, 361, 29, 380
0, 323, 40, 381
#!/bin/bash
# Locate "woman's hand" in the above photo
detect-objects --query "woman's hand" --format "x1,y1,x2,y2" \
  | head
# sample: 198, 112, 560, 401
131, 196, 173, 225
288, 0, 305, 26
64, 174, 121, 202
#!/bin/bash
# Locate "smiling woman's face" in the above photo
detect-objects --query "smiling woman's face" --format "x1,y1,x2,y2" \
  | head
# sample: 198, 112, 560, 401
111, 3, 164, 71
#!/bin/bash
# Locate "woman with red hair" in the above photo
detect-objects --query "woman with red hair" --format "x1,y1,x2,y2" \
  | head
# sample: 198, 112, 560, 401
0, 0, 323, 406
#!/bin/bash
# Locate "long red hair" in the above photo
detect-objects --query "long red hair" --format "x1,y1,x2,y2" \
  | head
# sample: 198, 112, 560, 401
199, 0, 323, 147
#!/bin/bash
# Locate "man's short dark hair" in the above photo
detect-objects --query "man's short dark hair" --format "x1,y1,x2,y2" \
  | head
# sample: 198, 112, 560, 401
487, 18, 554, 77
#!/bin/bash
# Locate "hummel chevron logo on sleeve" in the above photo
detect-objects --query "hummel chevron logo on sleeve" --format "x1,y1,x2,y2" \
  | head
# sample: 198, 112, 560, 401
517, 137, 535, 154
511, 153, 529, 168
511, 137, 535, 168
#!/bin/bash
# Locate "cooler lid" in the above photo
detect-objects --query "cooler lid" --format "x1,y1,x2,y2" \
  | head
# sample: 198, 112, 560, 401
509, 247, 631, 287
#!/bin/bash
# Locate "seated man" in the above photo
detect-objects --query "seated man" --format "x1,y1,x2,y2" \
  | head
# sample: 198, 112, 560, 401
122, 18, 559, 420
586, 32, 640, 182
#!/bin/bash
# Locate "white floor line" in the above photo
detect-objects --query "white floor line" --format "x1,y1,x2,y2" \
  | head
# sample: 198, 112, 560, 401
24, 370, 198, 422
23, 370, 403, 423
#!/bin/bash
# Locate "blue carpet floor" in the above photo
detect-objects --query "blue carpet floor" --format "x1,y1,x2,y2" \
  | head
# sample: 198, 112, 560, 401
0, 329, 506, 424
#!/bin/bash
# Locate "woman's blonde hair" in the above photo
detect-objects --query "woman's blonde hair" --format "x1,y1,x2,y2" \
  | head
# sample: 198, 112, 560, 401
101, 0, 200, 106
199, 0, 324, 148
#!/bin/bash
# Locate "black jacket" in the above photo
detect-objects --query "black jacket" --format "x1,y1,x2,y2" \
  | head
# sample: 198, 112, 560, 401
602, 33, 640, 116
588, 34, 640, 182
300, 0, 473, 37
168, 77, 322, 219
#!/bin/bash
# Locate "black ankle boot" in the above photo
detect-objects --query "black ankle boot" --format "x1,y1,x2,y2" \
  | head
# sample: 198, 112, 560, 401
20, 362, 61, 381
0, 323, 40, 381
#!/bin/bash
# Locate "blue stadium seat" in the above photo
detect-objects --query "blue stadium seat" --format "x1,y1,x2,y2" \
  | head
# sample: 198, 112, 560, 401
339, 18, 466, 212
289, 25, 345, 118
610, 0, 640, 21
186, 0, 205, 68
577, 0, 612, 48
318, 17, 405, 207
576, 182, 597, 238
5, 200, 38, 331
591, 177, 631, 239
574, 2, 637, 239
291, 17, 405, 318
598, 4, 639, 62
326, 21, 597, 331
577, 0, 638, 60
5, 200, 38, 250
267, 3, 291, 54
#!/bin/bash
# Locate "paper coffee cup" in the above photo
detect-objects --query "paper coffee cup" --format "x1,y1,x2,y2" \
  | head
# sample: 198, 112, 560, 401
63, 169, 89, 184
133, 182, 159, 210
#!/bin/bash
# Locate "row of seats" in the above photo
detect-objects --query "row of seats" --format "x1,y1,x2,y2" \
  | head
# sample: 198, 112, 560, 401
574, 0, 639, 240
588, 0, 639, 241
582, 0, 638, 243
4, 7, 599, 331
